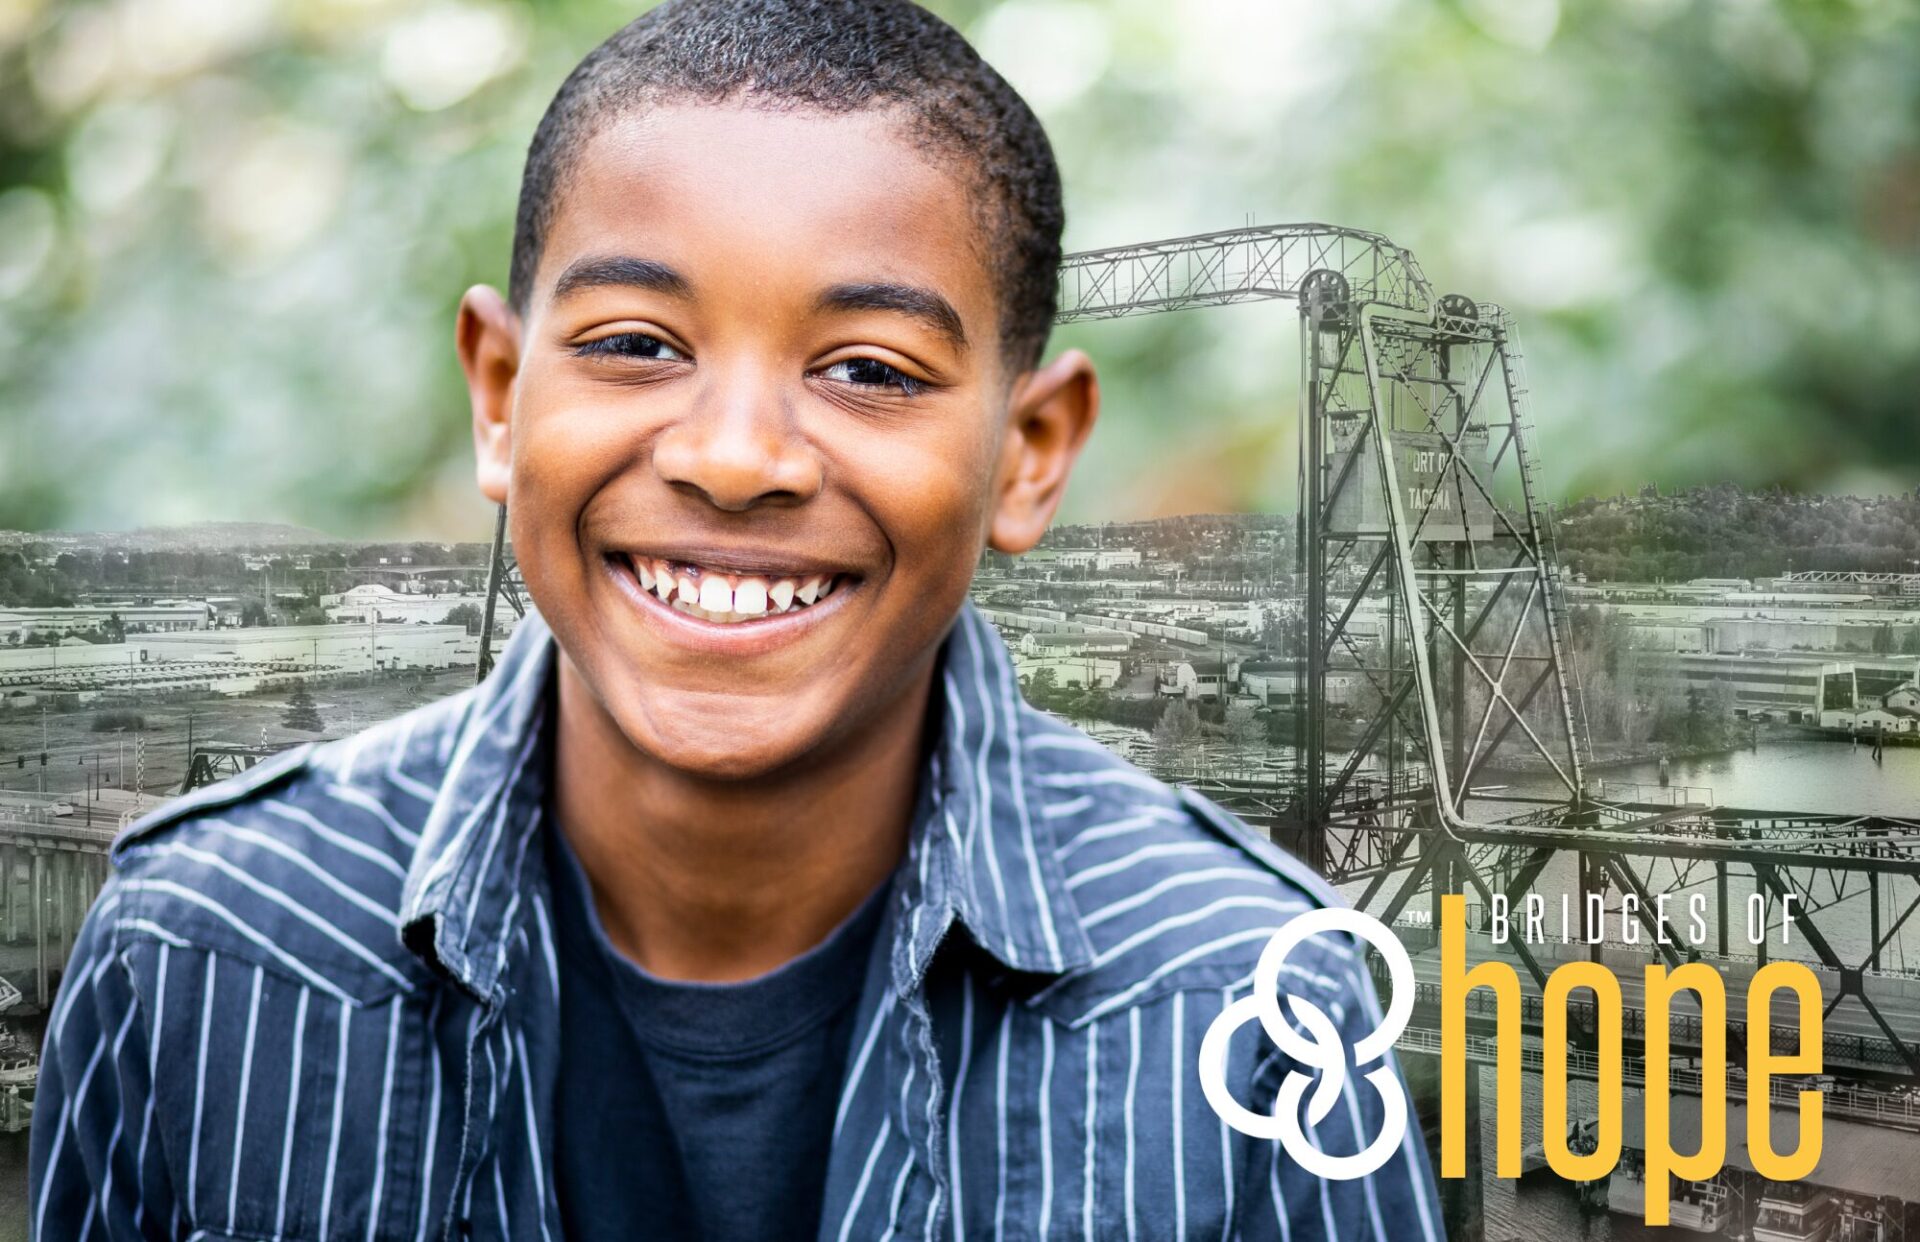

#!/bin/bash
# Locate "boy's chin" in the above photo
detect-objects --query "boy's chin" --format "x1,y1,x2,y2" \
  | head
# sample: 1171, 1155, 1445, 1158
609, 694, 845, 784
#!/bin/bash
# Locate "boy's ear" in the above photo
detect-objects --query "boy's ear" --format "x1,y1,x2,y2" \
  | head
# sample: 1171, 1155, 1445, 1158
456, 285, 522, 506
988, 349, 1100, 556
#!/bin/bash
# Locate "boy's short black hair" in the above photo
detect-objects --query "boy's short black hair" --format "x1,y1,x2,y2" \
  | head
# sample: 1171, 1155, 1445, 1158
509, 0, 1064, 370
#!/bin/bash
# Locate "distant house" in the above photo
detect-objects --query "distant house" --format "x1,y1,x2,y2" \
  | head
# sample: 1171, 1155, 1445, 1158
1234, 661, 1367, 708
1014, 654, 1121, 690
1160, 658, 1237, 700
1239, 660, 1299, 706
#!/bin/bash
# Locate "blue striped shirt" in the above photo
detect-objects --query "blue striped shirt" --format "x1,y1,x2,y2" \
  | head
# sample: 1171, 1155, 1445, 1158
30, 604, 1440, 1240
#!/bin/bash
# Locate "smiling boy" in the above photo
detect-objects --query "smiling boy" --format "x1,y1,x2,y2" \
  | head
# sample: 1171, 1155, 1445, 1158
31, 2, 1439, 1239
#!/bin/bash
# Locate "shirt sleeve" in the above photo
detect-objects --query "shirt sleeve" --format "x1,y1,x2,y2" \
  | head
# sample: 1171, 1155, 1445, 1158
1232, 952, 1443, 1242
29, 877, 180, 1241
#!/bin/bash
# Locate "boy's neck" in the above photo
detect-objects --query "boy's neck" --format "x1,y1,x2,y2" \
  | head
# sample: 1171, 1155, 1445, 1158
548, 652, 931, 983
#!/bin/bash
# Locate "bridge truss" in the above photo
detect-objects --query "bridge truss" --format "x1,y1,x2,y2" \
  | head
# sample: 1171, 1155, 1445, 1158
1059, 224, 1920, 1086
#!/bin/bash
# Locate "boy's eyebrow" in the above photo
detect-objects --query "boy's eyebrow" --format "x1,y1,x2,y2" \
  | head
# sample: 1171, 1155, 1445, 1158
816, 282, 969, 351
551, 255, 692, 301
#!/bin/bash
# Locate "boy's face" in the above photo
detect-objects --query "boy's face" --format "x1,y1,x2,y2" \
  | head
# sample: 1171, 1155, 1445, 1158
459, 103, 1096, 780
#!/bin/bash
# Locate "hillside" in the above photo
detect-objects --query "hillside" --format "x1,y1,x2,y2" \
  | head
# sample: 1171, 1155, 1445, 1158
1553, 485, 1920, 582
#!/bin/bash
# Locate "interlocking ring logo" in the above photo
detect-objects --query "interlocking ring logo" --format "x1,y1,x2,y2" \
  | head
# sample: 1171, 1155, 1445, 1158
1197, 908, 1414, 1181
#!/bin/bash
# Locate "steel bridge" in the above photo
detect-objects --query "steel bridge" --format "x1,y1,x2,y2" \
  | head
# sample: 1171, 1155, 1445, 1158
1050, 221, 1919, 1064
0, 809, 115, 1010
1049, 223, 1920, 1237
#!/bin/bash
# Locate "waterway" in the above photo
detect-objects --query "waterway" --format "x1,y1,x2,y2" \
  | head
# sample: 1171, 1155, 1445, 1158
1473, 737, 1920, 970
1475, 739, 1920, 1239
1536, 736, 1920, 818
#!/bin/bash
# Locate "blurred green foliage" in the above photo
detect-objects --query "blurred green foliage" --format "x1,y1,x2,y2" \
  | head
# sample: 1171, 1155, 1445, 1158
1, 0, 1916, 538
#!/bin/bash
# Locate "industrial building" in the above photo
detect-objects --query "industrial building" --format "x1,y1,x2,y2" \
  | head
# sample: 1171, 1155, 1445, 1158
0, 603, 209, 638
1630, 651, 1920, 717
140, 623, 475, 673
322, 584, 491, 626
1011, 654, 1123, 689
1018, 630, 1132, 658
1159, 658, 1238, 699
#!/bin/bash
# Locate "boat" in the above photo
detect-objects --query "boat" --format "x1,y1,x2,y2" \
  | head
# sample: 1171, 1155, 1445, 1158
1752, 1181, 1839, 1242
1667, 1175, 1734, 1235
1835, 1197, 1895, 1242
1603, 1151, 1734, 1235
1604, 1148, 1646, 1221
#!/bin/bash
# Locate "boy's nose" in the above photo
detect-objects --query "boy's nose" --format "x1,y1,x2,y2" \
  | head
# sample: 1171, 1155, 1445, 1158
650, 386, 824, 512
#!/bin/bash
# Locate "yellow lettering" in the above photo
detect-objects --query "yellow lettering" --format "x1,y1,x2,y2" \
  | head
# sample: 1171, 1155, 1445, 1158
1643, 964, 1726, 1226
1748, 962, 1823, 1180
1442, 895, 1522, 1177
1543, 962, 1622, 1182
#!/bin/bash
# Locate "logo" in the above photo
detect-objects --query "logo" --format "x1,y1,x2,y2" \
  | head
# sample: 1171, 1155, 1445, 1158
1196, 907, 1415, 1181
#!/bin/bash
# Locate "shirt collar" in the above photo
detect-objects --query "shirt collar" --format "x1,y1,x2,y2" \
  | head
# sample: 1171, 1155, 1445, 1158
398, 602, 1091, 1004
893, 605, 1092, 984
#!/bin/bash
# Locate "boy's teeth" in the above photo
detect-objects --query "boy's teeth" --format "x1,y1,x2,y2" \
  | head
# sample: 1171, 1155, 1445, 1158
733, 579, 768, 616
632, 558, 840, 623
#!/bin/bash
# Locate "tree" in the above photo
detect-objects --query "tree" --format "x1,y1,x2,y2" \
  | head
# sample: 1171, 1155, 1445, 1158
240, 600, 269, 628
282, 680, 325, 733
1224, 700, 1264, 768
1151, 700, 1203, 777
440, 602, 484, 632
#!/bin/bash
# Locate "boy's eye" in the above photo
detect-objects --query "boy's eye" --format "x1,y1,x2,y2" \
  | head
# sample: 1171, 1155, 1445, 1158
575, 332, 686, 361
821, 356, 923, 396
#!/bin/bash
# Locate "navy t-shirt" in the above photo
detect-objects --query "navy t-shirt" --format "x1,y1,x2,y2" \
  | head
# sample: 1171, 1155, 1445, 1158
546, 825, 891, 1241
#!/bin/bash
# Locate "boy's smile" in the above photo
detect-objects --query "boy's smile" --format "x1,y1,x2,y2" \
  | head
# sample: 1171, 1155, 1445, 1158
459, 102, 1096, 781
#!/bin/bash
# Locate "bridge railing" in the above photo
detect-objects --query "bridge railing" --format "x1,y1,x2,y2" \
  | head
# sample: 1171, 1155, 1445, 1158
0, 807, 120, 847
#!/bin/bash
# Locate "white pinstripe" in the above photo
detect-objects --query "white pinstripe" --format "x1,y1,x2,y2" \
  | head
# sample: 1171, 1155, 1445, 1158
263, 799, 408, 880
945, 973, 975, 1241
991, 1006, 1012, 1240
1123, 1007, 1141, 1242
316, 1000, 351, 1239
1080, 1022, 1098, 1242
1035, 1015, 1056, 1238
1064, 841, 1238, 891
413, 990, 445, 1242
186, 953, 215, 1224
837, 1116, 893, 1242
275, 986, 310, 1237
226, 965, 264, 1229
365, 996, 404, 1242
1172, 990, 1188, 1239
